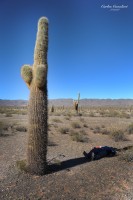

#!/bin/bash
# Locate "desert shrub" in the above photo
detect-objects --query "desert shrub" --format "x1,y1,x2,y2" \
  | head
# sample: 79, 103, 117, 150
127, 123, 133, 134
78, 113, 82, 116
0, 107, 27, 115
59, 127, 69, 134
0, 122, 4, 136
111, 130, 127, 142
5, 113, 13, 117
101, 129, 110, 135
0, 122, 12, 136
79, 117, 85, 123
83, 123, 88, 128
52, 118, 62, 123
21, 111, 27, 115
65, 116, 71, 120
119, 150, 133, 162
71, 122, 81, 129
16, 160, 27, 172
15, 126, 27, 132
79, 129, 86, 135
108, 110, 120, 117
54, 113, 61, 116
70, 130, 88, 142
66, 112, 72, 117
120, 112, 130, 119
0, 107, 5, 114
93, 126, 101, 134
89, 112, 95, 117
99, 110, 106, 117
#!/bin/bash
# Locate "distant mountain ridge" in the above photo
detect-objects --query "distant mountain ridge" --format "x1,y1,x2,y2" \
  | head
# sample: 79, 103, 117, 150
0, 99, 133, 107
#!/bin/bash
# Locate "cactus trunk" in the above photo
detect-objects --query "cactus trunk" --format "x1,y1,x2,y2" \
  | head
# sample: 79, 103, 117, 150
21, 17, 48, 175
27, 84, 47, 174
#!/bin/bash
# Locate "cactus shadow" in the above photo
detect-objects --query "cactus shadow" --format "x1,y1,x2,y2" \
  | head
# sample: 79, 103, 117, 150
47, 156, 89, 174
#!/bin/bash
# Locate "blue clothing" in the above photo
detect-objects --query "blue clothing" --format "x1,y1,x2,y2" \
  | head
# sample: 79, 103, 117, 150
84, 146, 116, 160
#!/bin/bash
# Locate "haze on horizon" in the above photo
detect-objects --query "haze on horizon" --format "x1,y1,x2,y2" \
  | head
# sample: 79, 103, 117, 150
0, 0, 133, 100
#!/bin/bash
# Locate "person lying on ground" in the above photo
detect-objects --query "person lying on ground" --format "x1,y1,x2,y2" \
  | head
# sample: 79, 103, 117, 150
83, 146, 117, 161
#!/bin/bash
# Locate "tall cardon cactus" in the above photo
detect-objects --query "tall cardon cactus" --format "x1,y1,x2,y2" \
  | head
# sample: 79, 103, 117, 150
73, 93, 80, 114
21, 17, 48, 175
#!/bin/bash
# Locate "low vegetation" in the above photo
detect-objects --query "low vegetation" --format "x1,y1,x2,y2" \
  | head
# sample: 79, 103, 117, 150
16, 160, 27, 172
71, 121, 81, 129
15, 126, 27, 132
59, 127, 69, 134
0, 106, 27, 115
127, 123, 133, 134
69, 130, 88, 143
0, 120, 27, 137
111, 130, 127, 142
119, 149, 133, 162
52, 118, 62, 123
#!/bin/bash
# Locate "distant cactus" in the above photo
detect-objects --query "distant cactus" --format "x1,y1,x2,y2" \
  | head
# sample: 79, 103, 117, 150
73, 93, 80, 113
21, 17, 48, 175
51, 105, 54, 113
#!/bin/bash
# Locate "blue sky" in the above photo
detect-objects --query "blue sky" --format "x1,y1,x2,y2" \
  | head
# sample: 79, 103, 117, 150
0, 0, 133, 100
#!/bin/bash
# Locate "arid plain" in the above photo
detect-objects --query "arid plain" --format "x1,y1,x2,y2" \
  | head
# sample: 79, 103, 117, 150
0, 104, 133, 200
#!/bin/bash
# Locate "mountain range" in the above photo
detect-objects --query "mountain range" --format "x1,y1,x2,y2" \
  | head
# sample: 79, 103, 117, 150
0, 99, 133, 107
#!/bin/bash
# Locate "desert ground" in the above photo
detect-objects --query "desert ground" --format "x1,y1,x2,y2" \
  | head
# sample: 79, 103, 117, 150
0, 106, 133, 200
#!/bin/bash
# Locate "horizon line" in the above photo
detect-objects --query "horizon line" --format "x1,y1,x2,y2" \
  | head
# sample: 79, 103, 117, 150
1, 98, 133, 101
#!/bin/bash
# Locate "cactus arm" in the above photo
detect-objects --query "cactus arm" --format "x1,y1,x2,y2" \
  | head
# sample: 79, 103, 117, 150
21, 65, 33, 88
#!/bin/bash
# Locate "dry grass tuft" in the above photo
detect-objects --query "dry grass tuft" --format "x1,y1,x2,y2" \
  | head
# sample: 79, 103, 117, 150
59, 127, 69, 134
69, 130, 88, 142
119, 149, 133, 162
71, 122, 81, 129
16, 160, 27, 172
111, 130, 127, 142
127, 123, 133, 134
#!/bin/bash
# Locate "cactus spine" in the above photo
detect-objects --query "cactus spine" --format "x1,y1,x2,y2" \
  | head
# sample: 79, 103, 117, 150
21, 17, 48, 175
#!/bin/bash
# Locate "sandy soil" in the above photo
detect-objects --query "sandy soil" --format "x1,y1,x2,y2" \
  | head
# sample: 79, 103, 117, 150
0, 113, 133, 200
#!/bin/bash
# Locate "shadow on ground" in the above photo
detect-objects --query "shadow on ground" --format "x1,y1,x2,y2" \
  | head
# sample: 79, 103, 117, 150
47, 156, 89, 174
